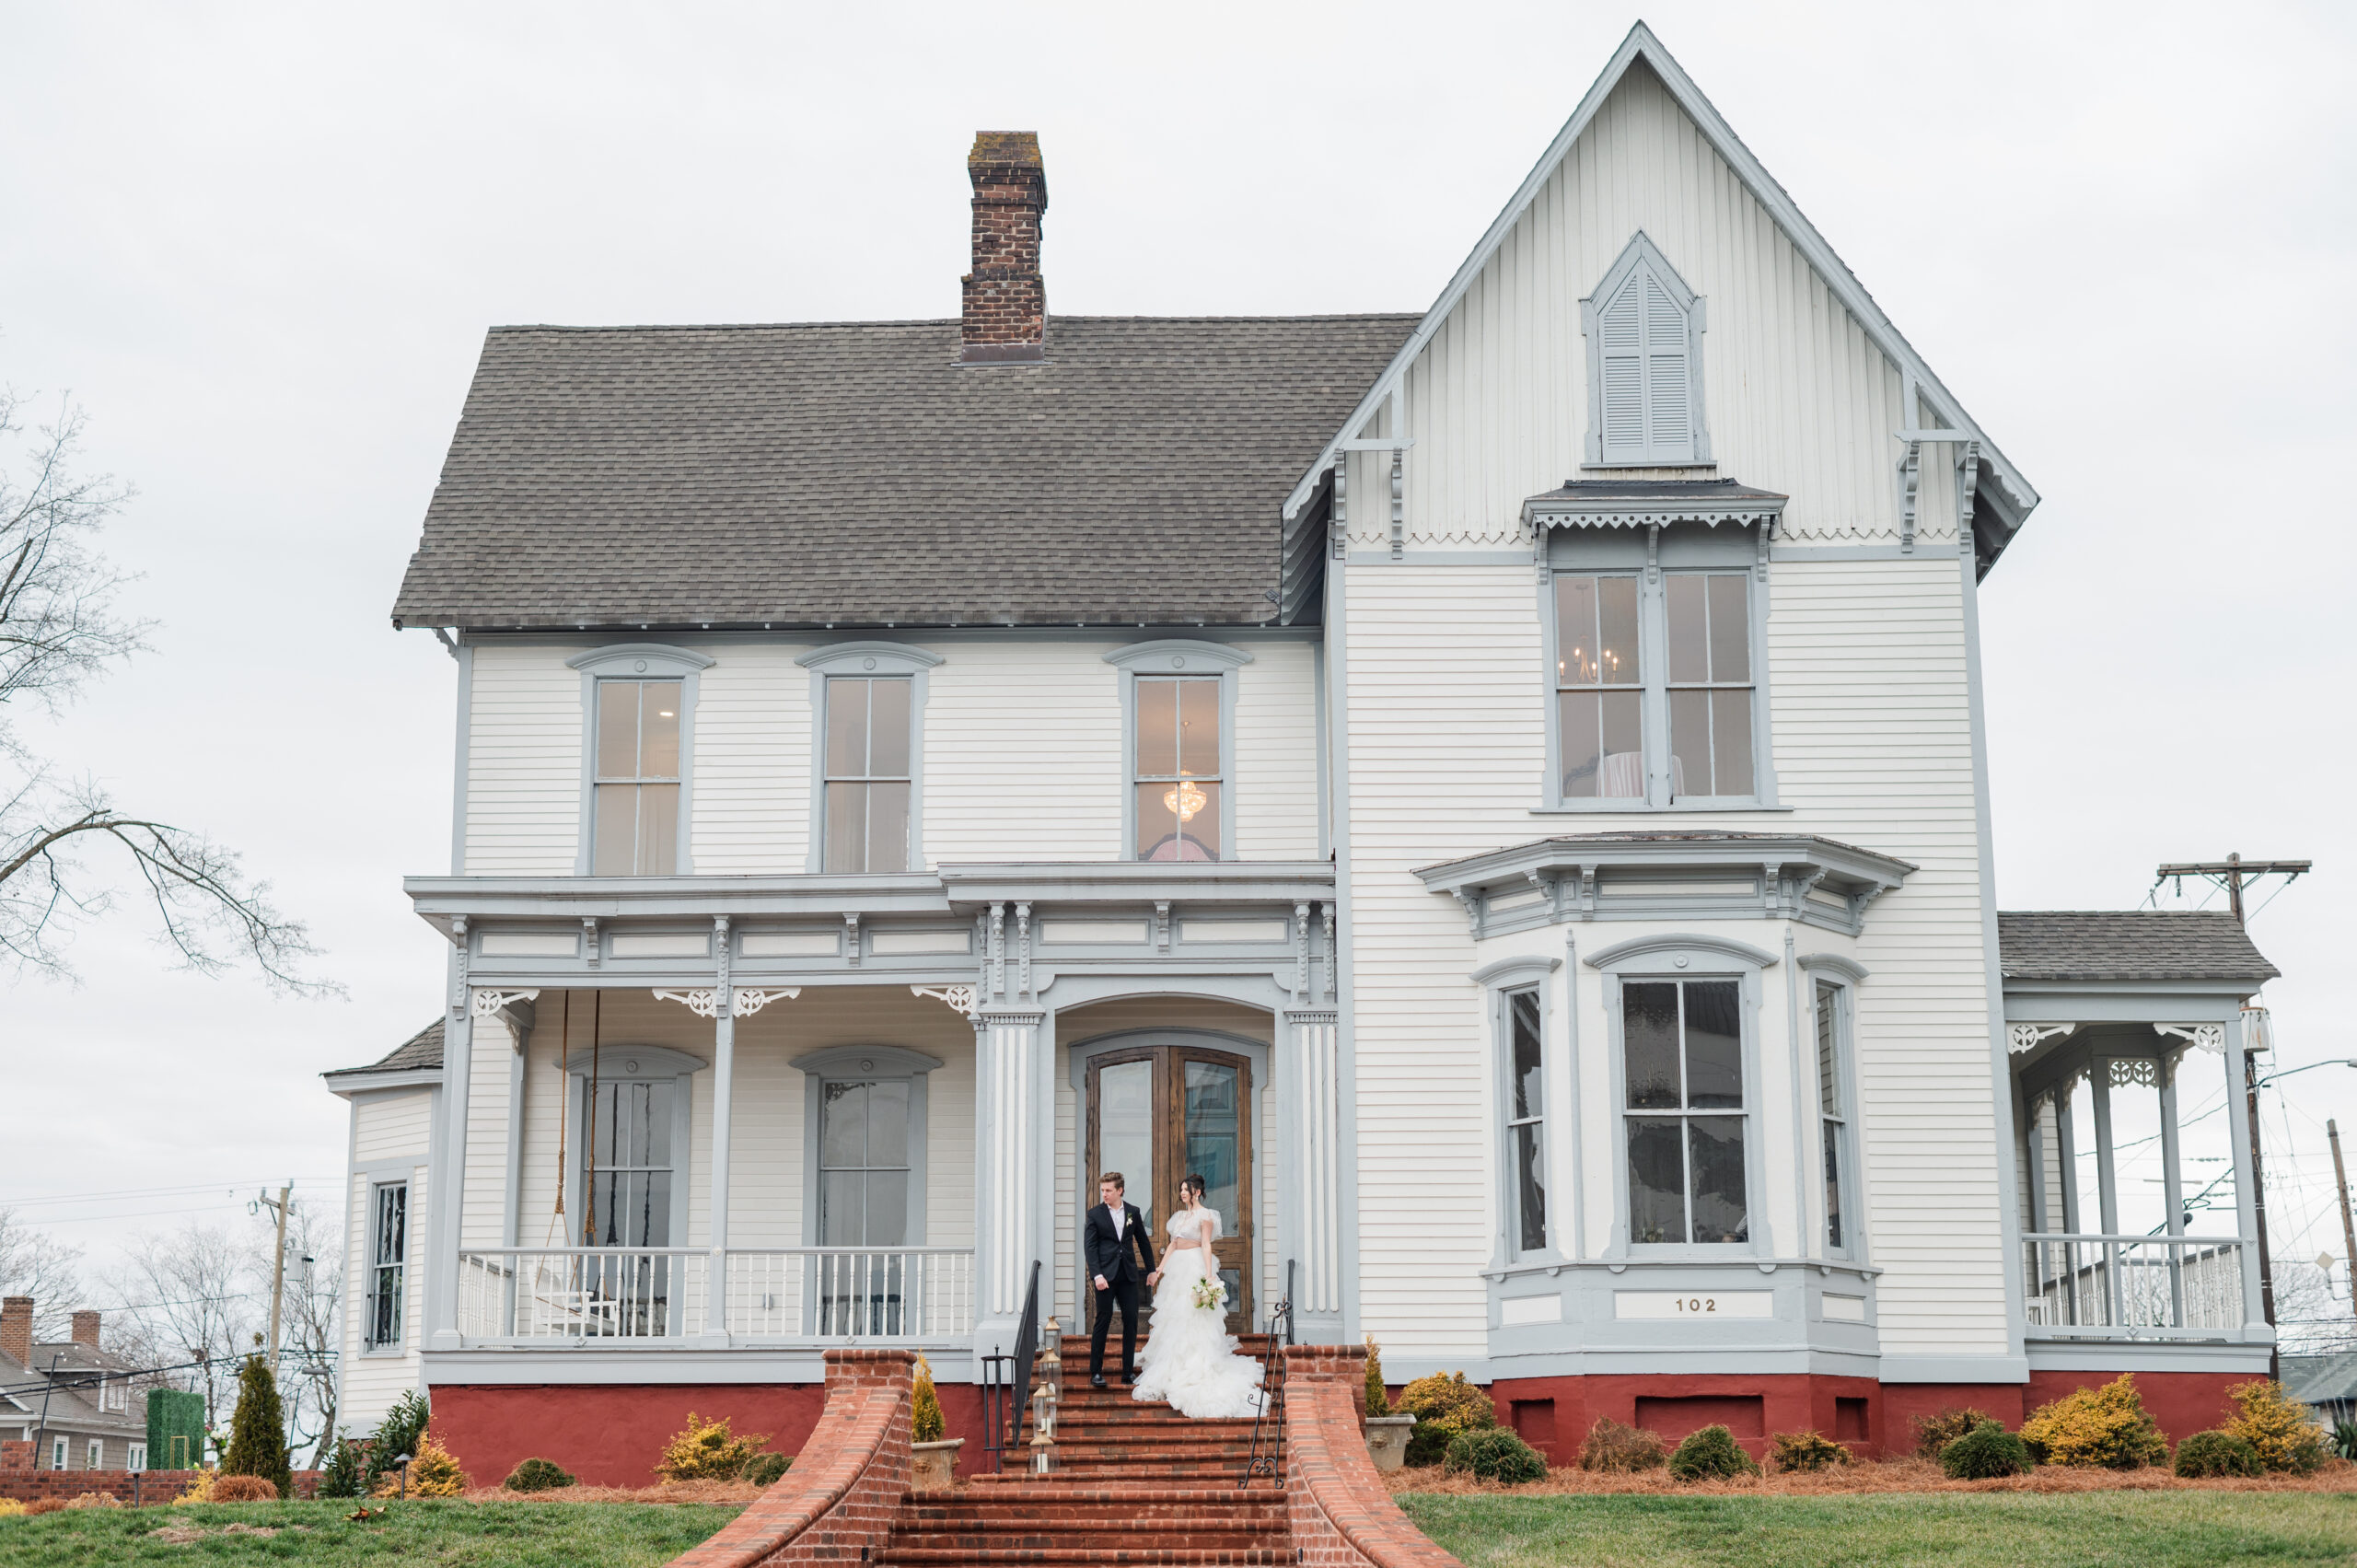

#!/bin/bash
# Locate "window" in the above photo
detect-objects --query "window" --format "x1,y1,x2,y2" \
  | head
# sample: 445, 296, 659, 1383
584, 1081, 675, 1248
1816, 980, 1852, 1253
1504, 989, 1549, 1254
51, 1436, 65, 1469
365, 1181, 407, 1350
1582, 233, 1710, 466
127, 1442, 146, 1472
1133, 676, 1222, 861
99, 1376, 123, 1412
1549, 554, 1760, 805
824, 678, 912, 873
799, 1046, 941, 1338
593, 679, 681, 875
819, 1080, 911, 1248
86, 1438, 101, 1469
1623, 978, 1748, 1244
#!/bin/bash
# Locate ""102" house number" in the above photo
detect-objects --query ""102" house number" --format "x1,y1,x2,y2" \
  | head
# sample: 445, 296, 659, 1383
1613, 1289, 1775, 1320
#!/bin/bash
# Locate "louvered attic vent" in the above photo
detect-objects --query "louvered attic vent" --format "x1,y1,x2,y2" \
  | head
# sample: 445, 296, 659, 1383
1583, 232, 1711, 467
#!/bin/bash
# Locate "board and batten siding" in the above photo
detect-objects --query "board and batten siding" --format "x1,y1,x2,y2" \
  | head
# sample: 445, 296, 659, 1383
1339, 59, 1914, 550
1339, 554, 2006, 1361
342, 1091, 432, 1432
462, 645, 583, 875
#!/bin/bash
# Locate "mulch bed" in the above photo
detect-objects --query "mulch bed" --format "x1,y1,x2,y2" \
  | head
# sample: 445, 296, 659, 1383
455, 1480, 767, 1504
1386, 1456, 2357, 1496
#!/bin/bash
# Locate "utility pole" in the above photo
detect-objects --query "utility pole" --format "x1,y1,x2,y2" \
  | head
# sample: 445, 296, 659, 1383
2332, 1121, 2357, 1322
254, 1183, 293, 1363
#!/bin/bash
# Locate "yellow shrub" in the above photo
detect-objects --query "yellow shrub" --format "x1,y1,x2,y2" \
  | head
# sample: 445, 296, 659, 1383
172, 1468, 219, 1505
2019, 1374, 2166, 1469
656, 1411, 769, 1483
0, 1498, 27, 1517
912, 1354, 946, 1445
370, 1434, 469, 1497
2223, 1380, 2328, 1474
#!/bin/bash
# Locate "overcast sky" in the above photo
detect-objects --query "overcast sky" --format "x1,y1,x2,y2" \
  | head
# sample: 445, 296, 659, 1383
4, 1, 2352, 1332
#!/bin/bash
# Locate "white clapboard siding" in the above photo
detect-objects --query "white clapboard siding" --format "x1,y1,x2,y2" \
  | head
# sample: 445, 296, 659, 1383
1232, 641, 1321, 860
724, 1017, 804, 1249
354, 1089, 434, 1163
693, 643, 810, 873
1345, 61, 1910, 548
461, 1022, 517, 1249
464, 645, 584, 874
340, 1149, 427, 1433
924, 643, 1124, 864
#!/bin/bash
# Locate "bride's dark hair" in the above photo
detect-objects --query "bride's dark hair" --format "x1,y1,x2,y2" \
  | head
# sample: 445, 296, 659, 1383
1180, 1174, 1207, 1201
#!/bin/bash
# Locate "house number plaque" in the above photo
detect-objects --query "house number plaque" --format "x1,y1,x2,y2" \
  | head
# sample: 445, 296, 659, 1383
1613, 1290, 1774, 1319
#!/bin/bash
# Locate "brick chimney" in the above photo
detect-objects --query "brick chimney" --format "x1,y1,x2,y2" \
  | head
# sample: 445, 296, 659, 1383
959, 131, 1048, 364
71, 1310, 100, 1350
0, 1297, 30, 1369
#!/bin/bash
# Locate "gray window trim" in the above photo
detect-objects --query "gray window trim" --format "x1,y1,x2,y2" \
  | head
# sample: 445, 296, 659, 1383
1104, 641, 1251, 864
362, 1178, 410, 1356
1537, 526, 1777, 811
794, 1046, 943, 1248
1475, 956, 1561, 1266
796, 644, 944, 875
1579, 230, 1712, 468
1587, 936, 1773, 1260
1804, 969, 1866, 1263
568, 644, 714, 877
562, 1044, 703, 1252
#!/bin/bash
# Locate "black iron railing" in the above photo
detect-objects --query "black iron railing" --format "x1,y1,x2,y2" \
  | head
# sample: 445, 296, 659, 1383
979, 1260, 1042, 1474
1240, 1259, 1295, 1488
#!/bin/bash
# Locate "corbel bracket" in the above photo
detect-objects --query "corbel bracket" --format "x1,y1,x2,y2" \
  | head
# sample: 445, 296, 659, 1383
2008, 1022, 2077, 1055
2154, 1022, 2227, 1055
911, 984, 981, 1019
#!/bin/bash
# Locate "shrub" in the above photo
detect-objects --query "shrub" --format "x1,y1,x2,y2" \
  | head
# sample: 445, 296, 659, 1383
2173, 1429, 2264, 1479
316, 1436, 366, 1500
64, 1492, 120, 1509
2222, 1380, 2328, 1475
504, 1457, 577, 1493
656, 1411, 769, 1482
1396, 1372, 1496, 1467
1941, 1420, 2033, 1480
2019, 1375, 2166, 1469
1442, 1428, 1547, 1484
1576, 1417, 1666, 1473
743, 1452, 792, 1487
406, 1436, 469, 1497
2334, 1420, 2357, 1462
1364, 1338, 1389, 1418
212, 1474, 280, 1503
1668, 1424, 1759, 1481
363, 1390, 430, 1495
0, 1499, 24, 1518
1911, 1405, 1997, 1460
912, 1354, 946, 1445
220, 1353, 293, 1499
172, 1469, 219, 1505
1767, 1429, 1851, 1472
21, 1500, 65, 1517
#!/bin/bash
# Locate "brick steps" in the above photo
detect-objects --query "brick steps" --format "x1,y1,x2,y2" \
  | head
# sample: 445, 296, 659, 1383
882, 1550, 1286, 1567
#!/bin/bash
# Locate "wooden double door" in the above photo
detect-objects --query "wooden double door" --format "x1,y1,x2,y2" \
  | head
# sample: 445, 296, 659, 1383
1085, 1044, 1254, 1335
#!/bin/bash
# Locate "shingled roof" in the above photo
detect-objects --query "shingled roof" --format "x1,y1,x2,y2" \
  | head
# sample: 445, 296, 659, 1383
390, 315, 1417, 633
327, 1018, 444, 1079
1997, 911, 2279, 986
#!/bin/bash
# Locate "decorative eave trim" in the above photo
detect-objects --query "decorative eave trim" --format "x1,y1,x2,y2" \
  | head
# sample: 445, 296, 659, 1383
1521, 494, 1786, 531
792, 1045, 946, 1077
321, 1067, 444, 1097
564, 642, 714, 676
935, 860, 1332, 908
1470, 955, 1562, 988
795, 641, 945, 674
1101, 639, 1256, 672
1794, 953, 1871, 984
1280, 21, 2038, 550
1585, 932, 1780, 971
1416, 834, 1914, 897
562, 1044, 708, 1076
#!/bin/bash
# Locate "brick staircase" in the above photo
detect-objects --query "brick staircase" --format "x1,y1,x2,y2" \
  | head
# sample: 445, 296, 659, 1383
878, 1334, 1288, 1568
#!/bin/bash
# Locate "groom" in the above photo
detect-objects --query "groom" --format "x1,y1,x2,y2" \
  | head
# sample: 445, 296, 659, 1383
1084, 1171, 1156, 1388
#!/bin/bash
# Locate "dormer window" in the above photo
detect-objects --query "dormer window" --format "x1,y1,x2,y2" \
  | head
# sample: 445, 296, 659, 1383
1583, 233, 1710, 468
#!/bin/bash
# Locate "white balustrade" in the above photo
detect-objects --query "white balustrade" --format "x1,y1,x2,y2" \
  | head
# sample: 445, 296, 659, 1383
725, 1249, 975, 1340
2021, 1234, 2247, 1336
454, 1246, 973, 1343
457, 1249, 711, 1341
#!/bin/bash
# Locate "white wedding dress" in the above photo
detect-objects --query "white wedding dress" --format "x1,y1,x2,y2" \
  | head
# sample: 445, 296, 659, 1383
1131, 1207, 1267, 1420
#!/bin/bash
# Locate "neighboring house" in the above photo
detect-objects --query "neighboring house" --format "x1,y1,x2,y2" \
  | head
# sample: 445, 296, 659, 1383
330, 24, 2283, 1476
0, 1299, 149, 1470
2283, 1352, 2357, 1429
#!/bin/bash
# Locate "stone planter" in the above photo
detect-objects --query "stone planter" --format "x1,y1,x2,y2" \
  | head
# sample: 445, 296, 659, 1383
911, 1438, 963, 1493
1364, 1415, 1417, 1472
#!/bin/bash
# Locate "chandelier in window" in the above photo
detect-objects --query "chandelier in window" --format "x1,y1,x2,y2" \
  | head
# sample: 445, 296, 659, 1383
1164, 774, 1208, 822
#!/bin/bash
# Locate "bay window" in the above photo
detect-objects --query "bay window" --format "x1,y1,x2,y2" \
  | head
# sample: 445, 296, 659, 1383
1622, 977, 1748, 1245
1504, 988, 1549, 1255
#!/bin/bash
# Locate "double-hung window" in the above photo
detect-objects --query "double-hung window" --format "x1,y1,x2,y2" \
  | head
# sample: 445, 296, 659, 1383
1554, 575, 1644, 799
593, 679, 681, 875
128, 1442, 147, 1472
1666, 574, 1754, 797
1622, 978, 1748, 1244
1503, 989, 1549, 1254
1816, 980, 1852, 1253
85, 1439, 101, 1470
824, 678, 911, 873
1133, 676, 1222, 861
365, 1181, 406, 1350
798, 1045, 939, 1337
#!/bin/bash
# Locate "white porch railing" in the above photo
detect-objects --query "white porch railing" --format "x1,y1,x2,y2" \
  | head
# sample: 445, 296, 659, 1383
2021, 1234, 2247, 1336
454, 1247, 974, 1342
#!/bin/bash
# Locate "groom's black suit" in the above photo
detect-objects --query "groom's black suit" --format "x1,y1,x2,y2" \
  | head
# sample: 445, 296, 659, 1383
1084, 1200, 1156, 1380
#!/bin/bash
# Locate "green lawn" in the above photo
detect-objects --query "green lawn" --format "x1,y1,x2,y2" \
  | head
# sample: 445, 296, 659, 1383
0, 1500, 745, 1566
1399, 1491, 2357, 1568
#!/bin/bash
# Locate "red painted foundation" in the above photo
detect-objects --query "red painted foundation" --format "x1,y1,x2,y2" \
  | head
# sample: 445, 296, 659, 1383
428, 1380, 990, 1489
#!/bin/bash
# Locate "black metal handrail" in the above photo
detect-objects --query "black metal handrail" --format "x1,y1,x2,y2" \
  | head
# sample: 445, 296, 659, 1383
979, 1260, 1042, 1474
1240, 1259, 1295, 1488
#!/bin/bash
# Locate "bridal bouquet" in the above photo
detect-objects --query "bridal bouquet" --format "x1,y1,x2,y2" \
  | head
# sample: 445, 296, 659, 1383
1190, 1277, 1227, 1312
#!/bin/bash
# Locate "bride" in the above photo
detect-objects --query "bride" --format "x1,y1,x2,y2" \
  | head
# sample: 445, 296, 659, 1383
1132, 1174, 1267, 1419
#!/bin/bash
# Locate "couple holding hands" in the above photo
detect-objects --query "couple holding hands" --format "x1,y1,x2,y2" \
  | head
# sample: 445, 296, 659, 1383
1081, 1170, 1267, 1420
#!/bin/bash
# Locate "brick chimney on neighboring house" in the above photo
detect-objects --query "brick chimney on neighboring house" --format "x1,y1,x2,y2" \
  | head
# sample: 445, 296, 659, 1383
0, 1297, 30, 1369
71, 1310, 100, 1350
960, 131, 1048, 363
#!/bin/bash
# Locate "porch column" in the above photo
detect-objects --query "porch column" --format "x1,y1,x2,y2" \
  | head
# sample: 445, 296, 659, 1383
2223, 1019, 2270, 1336
1285, 1007, 1343, 1342
710, 917, 736, 1345
428, 923, 474, 1351
976, 1006, 1050, 1331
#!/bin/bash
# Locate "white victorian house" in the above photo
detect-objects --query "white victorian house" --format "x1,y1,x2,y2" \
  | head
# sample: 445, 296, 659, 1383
327, 26, 2281, 1481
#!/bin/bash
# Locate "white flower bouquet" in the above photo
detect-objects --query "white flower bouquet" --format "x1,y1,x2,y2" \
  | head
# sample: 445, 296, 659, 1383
1190, 1276, 1228, 1312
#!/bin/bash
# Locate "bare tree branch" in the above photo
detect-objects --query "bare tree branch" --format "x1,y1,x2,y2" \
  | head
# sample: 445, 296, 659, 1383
0, 1205, 87, 1339
103, 1223, 259, 1432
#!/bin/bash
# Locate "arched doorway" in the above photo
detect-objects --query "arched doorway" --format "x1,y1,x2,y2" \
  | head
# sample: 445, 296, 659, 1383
1084, 1040, 1256, 1335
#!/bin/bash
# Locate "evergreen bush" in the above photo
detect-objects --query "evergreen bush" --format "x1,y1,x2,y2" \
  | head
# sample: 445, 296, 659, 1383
2018, 1375, 2166, 1469
1363, 1338, 1389, 1417
743, 1452, 792, 1486
2222, 1380, 2328, 1474
315, 1436, 366, 1499
2172, 1430, 2263, 1479
219, 1354, 292, 1499
1767, 1429, 1851, 1472
1441, 1428, 1547, 1484
406, 1436, 469, 1496
1395, 1372, 1496, 1467
656, 1411, 769, 1482
503, 1457, 577, 1493
1575, 1417, 1666, 1473
1910, 1405, 1997, 1460
2333, 1420, 2357, 1462
362, 1390, 430, 1495
912, 1354, 946, 1444
1940, 1421, 2033, 1480
1667, 1424, 1759, 1481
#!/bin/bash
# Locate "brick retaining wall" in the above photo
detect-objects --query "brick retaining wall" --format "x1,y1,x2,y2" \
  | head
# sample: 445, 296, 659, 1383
1283, 1346, 1463, 1568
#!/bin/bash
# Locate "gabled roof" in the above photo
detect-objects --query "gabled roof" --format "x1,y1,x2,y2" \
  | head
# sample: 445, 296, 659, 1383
391, 316, 1415, 633
1283, 22, 2040, 558
1997, 912, 2279, 986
